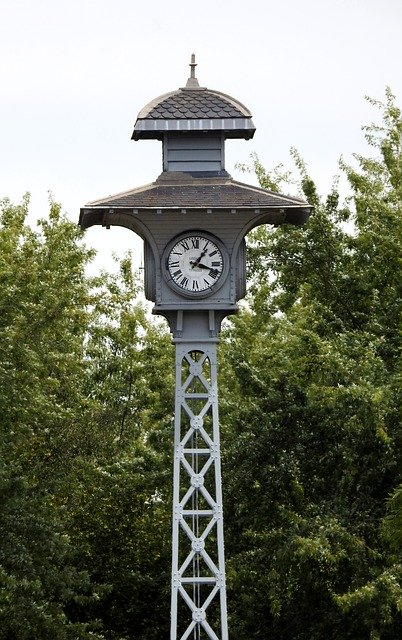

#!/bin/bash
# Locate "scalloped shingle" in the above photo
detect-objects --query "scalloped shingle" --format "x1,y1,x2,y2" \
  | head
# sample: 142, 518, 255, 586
147, 91, 245, 119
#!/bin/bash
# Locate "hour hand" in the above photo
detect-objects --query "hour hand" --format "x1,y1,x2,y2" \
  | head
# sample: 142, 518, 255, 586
191, 250, 207, 268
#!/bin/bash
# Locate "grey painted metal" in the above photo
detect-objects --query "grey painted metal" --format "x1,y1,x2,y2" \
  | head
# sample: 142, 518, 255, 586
79, 56, 312, 640
164, 134, 224, 173
79, 195, 311, 640
133, 118, 255, 138
171, 315, 228, 640
186, 53, 200, 89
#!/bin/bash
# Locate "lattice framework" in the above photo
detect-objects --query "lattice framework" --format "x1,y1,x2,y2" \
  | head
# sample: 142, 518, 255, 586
171, 343, 228, 640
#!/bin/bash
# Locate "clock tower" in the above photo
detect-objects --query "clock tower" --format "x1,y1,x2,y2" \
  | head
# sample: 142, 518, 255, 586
80, 55, 311, 640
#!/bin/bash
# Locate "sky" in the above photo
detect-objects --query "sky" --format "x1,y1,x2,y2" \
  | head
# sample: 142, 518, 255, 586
1, 0, 402, 272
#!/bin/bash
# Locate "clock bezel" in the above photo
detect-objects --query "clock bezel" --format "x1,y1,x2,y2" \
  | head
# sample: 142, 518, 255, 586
162, 230, 230, 299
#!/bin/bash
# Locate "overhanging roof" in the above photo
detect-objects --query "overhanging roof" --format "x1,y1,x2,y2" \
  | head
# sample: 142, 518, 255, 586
79, 172, 312, 228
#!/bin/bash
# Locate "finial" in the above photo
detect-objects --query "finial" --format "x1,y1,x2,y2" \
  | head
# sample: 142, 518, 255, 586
185, 53, 200, 89
190, 53, 197, 79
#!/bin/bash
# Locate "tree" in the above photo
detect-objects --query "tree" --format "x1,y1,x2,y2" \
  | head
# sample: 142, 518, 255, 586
1, 87, 401, 639
0, 196, 104, 638
0, 196, 174, 639
383, 484, 402, 550
220, 89, 402, 639
64, 256, 174, 639
0, 465, 103, 640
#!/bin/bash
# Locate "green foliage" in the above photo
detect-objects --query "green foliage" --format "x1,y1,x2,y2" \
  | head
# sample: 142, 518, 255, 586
1, 88, 401, 639
0, 196, 105, 638
0, 465, 102, 640
0, 196, 96, 482
220, 89, 402, 639
84, 257, 173, 457
383, 484, 402, 550
0, 197, 172, 638
65, 454, 171, 639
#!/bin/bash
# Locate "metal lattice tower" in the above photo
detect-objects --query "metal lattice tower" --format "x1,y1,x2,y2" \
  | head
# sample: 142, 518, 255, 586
171, 342, 227, 640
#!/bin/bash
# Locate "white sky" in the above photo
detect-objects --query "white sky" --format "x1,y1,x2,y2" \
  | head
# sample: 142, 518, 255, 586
1, 0, 402, 271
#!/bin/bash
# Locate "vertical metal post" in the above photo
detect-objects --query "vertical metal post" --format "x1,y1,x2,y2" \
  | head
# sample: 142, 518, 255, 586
171, 340, 228, 640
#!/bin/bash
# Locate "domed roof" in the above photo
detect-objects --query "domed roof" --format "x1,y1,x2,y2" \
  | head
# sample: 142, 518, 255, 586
137, 88, 251, 120
132, 55, 256, 141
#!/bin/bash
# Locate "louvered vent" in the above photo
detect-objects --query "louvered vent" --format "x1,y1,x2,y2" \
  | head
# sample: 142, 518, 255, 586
164, 134, 224, 173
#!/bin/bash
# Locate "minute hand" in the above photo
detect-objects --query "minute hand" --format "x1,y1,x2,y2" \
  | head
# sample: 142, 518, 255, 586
197, 263, 220, 276
191, 249, 207, 268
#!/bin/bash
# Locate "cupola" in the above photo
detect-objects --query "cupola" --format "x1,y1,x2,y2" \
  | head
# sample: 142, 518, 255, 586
132, 54, 256, 175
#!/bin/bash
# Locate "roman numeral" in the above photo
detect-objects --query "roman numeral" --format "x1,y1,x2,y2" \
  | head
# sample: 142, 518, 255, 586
180, 276, 189, 287
192, 280, 199, 291
191, 238, 199, 249
211, 261, 222, 267
173, 269, 182, 278
169, 260, 180, 268
180, 240, 190, 251
209, 250, 218, 257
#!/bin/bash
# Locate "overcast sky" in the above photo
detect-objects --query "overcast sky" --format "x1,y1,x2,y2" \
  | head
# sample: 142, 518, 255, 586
1, 0, 402, 269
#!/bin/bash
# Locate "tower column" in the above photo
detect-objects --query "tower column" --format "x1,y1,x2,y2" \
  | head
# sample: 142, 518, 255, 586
170, 316, 228, 640
79, 55, 311, 640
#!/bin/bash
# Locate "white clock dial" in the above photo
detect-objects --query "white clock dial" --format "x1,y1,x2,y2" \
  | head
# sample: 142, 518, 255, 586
166, 234, 225, 294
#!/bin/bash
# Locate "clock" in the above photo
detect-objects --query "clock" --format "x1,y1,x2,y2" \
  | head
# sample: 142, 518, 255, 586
163, 232, 229, 297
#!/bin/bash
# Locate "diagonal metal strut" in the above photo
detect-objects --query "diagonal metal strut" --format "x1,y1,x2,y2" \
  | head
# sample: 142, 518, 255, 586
171, 343, 228, 640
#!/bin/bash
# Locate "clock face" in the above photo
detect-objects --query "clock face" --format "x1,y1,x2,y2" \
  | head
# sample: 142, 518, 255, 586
165, 233, 227, 296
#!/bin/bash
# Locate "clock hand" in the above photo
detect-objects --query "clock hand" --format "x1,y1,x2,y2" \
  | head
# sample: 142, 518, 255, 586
190, 262, 216, 271
195, 263, 220, 279
198, 262, 221, 272
191, 248, 207, 268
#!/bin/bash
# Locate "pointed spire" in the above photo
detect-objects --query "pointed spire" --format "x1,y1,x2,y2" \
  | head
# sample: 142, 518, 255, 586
185, 53, 200, 89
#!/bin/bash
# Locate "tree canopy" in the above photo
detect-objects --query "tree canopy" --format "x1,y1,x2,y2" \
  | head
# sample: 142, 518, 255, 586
0, 89, 401, 638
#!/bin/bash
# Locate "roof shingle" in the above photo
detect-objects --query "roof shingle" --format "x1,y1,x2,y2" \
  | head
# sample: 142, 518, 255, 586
83, 173, 310, 211
145, 90, 247, 119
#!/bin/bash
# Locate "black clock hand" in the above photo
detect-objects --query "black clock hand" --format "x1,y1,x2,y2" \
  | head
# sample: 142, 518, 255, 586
191, 248, 208, 268
191, 261, 217, 271
199, 262, 220, 271
196, 263, 220, 278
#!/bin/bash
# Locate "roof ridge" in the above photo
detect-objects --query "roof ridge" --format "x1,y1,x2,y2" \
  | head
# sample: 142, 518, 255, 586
155, 171, 233, 186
